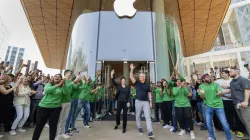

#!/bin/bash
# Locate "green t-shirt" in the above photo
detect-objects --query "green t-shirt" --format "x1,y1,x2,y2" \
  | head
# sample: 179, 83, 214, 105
198, 83, 223, 108
98, 87, 104, 100
71, 80, 83, 99
61, 80, 74, 103
172, 87, 190, 107
154, 87, 163, 103
163, 88, 173, 101
89, 92, 96, 103
39, 83, 67, 108
78, 79, 96, 101
131, 89, 136, 99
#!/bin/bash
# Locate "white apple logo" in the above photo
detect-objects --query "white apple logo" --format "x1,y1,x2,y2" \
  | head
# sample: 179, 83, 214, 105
114, 0, 137, 17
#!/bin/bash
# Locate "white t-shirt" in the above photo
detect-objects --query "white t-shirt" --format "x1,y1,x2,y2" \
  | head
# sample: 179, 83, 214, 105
216, 79, 232, 100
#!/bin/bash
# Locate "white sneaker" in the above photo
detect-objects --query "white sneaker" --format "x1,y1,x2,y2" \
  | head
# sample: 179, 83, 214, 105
178, 129, 186, 136
0, 135, 3, 138
10, 130, 17, 136
59, 134, 70, 139
163, 125, 171, 129
18, 128, 26, 133
190, 131, 195, 139
45, 123, 49, 128
132, 112, 135, 115
170, 126, 175, 132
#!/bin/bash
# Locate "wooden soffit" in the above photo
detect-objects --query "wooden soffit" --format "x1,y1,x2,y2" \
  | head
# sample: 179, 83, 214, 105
164, 0, 230, 57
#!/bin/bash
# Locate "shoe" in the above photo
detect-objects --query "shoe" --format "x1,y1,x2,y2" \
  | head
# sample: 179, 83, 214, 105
108, 112, 112, 115
190, 131, 195, 139
84, 125, 91, 128
122, 129, 126, 133
207, 137, 216, 140
60, 134, 70, 139
29, 123, 35, 128
70, 128, 80, 133
178, 129, 185, 136
138, 128, 143, 134
236, 131, 244, 138
196, 122, 203, 126
0, 135, 3, 139
200, 126, 207, 130
65, 131, 73, 136
18, 128, 26, 133
148, 132, 155, 138
170, 126, 175, 132
163, 125, 171, 129
114, 125, 119, 130
45, 123, 49, 128
230, 130, 235, 135
10, 130, 17, 136
132, 112, 135, 115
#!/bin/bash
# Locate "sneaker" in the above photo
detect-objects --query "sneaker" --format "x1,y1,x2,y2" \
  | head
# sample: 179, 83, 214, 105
236, 131, 244, 138
84, 125, 91, 128
190, 131, 195, 139
65, 131, 73, 136
132, 112, 135, 115
0, 135, 3, 139
207, 137, 215, 140
18, 128, 26, 133
230, 130, 235, 135
122, 129, 126, 133
138, 128, 143, 134
178, 129, 185, 136
108, 112, 112, 115
71, 128, 80, 133
10, 130, 17, 136
163, 125, 171, 129
170, 126, 175, 132
60, 134, 70, 139
148, 132, 155, 138
196, 122, 203, 126
114, 125, 119, 130
200, 126, 207, 130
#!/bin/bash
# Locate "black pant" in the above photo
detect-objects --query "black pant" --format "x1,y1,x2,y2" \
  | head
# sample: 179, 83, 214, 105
223, 100, 245, 132
154, 103, 163, 122
175, 107, 193, 130
162, 101, 172, 125
116, 101, 128, 129
130, 99, 135, 112
0, 107, 13, 131
90, 102, 95, 119
32, 106, 62, 140
97, 99, 102, 114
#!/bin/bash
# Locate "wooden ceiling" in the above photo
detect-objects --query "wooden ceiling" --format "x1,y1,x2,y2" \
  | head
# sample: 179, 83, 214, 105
20, 0, 230, 69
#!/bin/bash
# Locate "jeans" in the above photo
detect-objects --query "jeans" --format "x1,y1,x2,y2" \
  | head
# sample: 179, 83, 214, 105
89, 102, 95, 120
135, 100, 153, 132
65, 99, 78, 131
130, 99, 135, 112
205, 106, 232, 140
197, 102, 207, 128
11, 105, 30, 130
172, 101, 178, 129
75, 100, 90, 125
32, 107, 61, 140
29, 100, 40, 124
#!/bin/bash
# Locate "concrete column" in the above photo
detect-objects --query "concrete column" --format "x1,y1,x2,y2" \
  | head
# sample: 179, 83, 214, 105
123, 62, 129, 85
209, 56, 214, 69
186, 59, 191, 77
236, 52, 248, 77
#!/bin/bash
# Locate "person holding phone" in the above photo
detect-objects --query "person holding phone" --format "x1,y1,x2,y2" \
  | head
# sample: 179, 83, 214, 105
111, 69, 130, 133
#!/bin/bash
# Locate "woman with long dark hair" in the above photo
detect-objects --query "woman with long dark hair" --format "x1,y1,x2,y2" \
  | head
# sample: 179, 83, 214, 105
111, 69, 130, 133
32, 74, 67, 140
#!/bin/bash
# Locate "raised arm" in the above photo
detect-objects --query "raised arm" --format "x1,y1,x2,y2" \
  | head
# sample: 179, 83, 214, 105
111, 69, 118, 87
130, 64, 136, 84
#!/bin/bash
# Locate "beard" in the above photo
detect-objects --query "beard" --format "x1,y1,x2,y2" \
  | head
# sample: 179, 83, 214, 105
205, 80, 211, 83
230, 74, 236, 78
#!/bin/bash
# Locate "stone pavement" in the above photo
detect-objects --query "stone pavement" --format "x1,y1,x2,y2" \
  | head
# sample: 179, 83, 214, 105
1, 121, 248, 140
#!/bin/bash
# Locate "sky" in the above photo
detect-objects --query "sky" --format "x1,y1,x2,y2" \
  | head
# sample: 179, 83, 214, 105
0, 0, 60, 75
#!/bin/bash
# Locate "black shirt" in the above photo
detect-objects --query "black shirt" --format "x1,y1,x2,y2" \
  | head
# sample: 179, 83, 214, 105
111, 78, 130, 102
135, 80, 150, 101
230, 76, 250, 105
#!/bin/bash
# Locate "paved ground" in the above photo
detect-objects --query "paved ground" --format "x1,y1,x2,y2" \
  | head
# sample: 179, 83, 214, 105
1, 121, 248, 140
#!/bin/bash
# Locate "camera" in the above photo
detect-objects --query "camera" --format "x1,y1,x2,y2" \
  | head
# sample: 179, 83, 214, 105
244, 64, 249, 68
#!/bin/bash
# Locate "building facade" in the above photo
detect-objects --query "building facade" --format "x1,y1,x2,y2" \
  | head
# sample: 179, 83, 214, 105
0, 17, 10, 62
184, 0, 250, 80
4, 46, 25, 72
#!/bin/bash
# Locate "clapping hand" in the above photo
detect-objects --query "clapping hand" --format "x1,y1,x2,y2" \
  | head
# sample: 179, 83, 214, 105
130, 64, 135, 70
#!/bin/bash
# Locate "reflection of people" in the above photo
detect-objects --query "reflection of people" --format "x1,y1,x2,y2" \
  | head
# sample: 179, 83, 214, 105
111, 70, 130, 133
130, 64, 154, 138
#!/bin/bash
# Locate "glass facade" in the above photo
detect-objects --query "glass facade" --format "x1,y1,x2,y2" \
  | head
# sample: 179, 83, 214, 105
67, 2, 184, 81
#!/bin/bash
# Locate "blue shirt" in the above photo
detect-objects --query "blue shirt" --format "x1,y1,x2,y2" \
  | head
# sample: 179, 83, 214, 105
134, 80, 150, 101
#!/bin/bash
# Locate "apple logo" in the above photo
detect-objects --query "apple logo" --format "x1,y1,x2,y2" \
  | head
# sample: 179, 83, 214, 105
114, 0, 137, 17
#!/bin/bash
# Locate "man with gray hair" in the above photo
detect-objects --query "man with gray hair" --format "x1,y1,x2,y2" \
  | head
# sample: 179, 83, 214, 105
230, 68, 250, 138
130, 64, 154, 138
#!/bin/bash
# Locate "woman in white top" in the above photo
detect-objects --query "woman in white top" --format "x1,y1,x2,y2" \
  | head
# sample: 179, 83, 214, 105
10, 76, 37, 136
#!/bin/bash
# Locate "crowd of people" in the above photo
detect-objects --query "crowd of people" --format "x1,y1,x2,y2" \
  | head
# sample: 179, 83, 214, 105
0, 61, 250, 140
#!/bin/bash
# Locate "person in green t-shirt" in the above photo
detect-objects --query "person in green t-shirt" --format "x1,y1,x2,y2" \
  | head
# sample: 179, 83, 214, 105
73, 71, 100, 129
130, 86, 136, 115
199, 74, 231, 140
32, 74, 68, 140
153, 81, 163, 123
161, 80, 173, 128
97, 84, 104, 115
173, 79, 195, 139
89, 85, 101, 122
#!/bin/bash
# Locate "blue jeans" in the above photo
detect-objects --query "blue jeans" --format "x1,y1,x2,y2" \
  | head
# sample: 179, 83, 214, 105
205, 106, 232, 140
65, 99, 78, 131
74, 100, 91, 126
197, 102, 207, 128
172, 101, 178, 129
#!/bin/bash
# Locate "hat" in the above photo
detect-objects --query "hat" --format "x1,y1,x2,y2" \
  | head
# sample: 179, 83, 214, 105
201, 73, 209, 80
